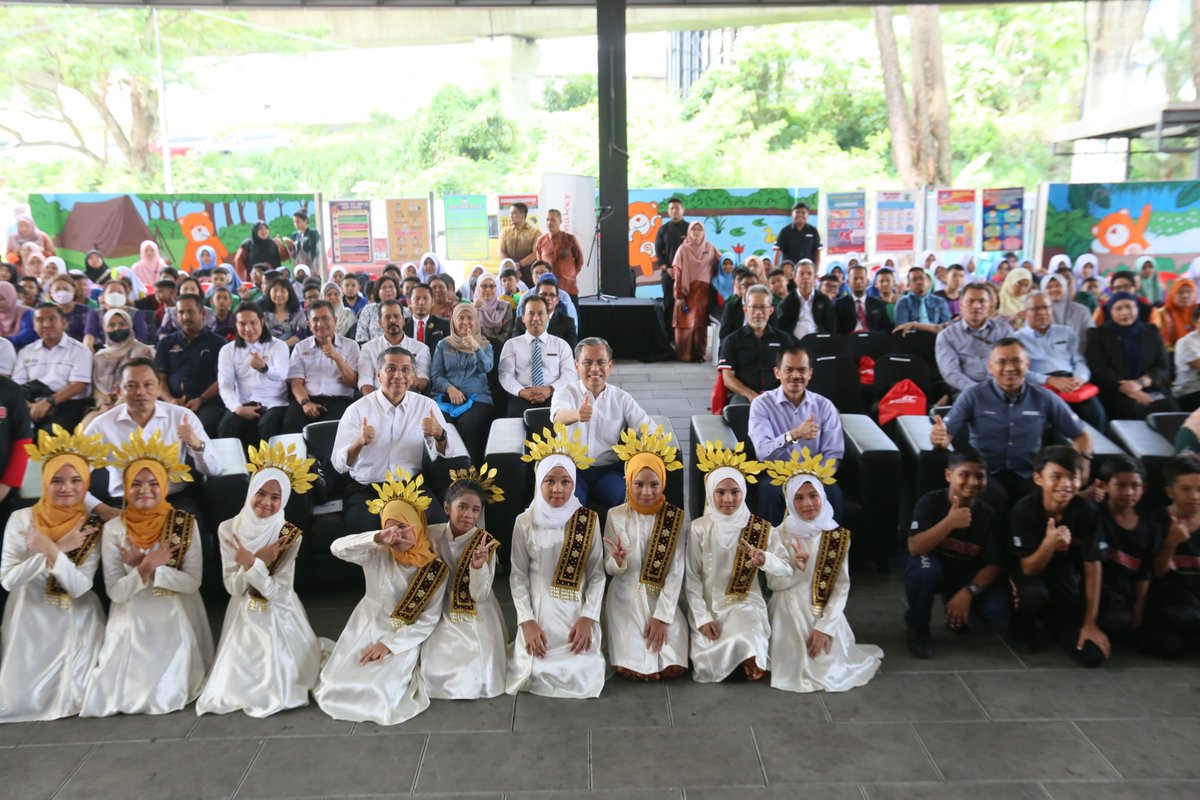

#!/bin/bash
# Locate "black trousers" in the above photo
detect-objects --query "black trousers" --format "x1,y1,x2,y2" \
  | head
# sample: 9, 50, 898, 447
505, 394, 550, 419
1010, 572, 1106, 668
191, 397, 225, 440
661, 268, 675, 329
217, 405, 288, 450
33, 398, 90, 432
449, 401, 494, 464
283, 395, 354, 435
1101, 392, 1179, 422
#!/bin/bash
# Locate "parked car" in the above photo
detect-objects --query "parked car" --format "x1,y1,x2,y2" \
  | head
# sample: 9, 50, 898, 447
194, 129, 293, 155
150, 135, 209, 157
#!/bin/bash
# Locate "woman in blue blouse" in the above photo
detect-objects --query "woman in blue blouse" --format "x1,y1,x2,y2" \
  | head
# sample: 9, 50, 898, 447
430, 302, 493, 463
0, 281, 36, 350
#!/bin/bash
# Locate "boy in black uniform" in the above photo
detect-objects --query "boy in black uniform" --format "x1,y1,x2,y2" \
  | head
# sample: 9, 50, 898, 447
1008, 446, 1109, 667
1096, 456, 1179, 657
904, 448, 1010, 658
1149, 455, 1200, 653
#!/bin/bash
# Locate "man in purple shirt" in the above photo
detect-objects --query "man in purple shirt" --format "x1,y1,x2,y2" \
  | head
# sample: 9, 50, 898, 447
747, 345, 844, 523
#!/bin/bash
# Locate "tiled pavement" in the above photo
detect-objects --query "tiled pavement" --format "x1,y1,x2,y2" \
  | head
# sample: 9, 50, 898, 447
4, 360, 1199, 799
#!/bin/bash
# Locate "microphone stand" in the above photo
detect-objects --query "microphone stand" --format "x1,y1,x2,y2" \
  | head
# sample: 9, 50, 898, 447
584, 206, 619, 301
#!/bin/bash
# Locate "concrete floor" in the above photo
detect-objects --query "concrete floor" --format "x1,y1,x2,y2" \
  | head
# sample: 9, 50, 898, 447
3, 360, 1199, 800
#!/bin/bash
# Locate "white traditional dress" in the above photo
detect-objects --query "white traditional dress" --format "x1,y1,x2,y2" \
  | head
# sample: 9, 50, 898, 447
421, 523, 507, 699
80, 511, 214, 716
0, 509, 105, 722
197, 469, 323, 717
767, 475, 882, 693
602, 502, 688, 676
685, 467, 791, 683
507, 455, 606, 699
314, 531, 447, 725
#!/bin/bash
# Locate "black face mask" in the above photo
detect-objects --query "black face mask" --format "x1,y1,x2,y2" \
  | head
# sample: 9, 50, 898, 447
107, 328, 132, 343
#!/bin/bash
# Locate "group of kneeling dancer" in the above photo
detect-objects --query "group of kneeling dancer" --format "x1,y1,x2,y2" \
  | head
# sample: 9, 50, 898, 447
0, 420, 883, 725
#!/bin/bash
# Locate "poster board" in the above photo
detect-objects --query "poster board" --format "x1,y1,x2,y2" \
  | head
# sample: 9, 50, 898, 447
443, 194, 489, 261
385, 198, 430, 263
329, 200, 374, 265
875, 190, 917, 252
936, 189, 977, 251
499, 194, 541, 232
981, 188, 1024, 252
826, 191, 867, 254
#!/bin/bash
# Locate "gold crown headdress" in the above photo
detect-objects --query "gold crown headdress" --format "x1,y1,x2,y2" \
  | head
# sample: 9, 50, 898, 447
25, 424, 109, 468
764, 447, 838, 486
694, 440, 764, 483
247, 441, 318, 495
521, 423, 595, 470
612, 424, 684, 472
448, 463, 505, 505
367, 469, 431, 515
105, 429, 192, 483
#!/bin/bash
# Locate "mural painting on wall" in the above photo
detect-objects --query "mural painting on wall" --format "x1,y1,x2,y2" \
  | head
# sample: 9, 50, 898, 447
27, 192, 317, 273
627, 188, 819, 286
1042, 181, 1200, 279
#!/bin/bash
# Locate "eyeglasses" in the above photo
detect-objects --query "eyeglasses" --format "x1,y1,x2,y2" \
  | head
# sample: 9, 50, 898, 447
746, 304, 773, 312
579, 359, 609, 369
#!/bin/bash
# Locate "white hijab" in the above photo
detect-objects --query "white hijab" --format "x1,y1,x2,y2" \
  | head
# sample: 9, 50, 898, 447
531, 455, 583, 528
233, 468, 291, 551
1047, 254, 1071, 274
703, 467, 751, 529
782, 475, 837, 539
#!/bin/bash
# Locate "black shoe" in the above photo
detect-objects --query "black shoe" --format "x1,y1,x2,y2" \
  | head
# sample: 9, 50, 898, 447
946, 622, 971, 636
907, 626, 934, 659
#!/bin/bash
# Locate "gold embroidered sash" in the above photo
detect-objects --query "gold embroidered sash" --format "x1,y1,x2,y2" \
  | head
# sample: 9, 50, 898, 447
153, 509, 195, 597
390, 558, 449, 629
811, 527, 851, 618
638, 503, 684, 592
550, 508, 596, 601
44, 515, 103, 608
248, 522, 303, 612
450, 528, 489, 623
724, 515, 772, 602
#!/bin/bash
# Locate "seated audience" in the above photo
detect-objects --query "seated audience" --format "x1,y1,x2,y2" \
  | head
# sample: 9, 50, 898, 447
154, 295, 226, 438
1016, 291, 1106, 431
936, 283, 1015, 395
893, 267, 951, 332
49, 273, 98, 349
403, 283, 450, 351
511, 279, 578, 350
835, 265, 891, 334
498, 295, 577, 417
717, 268, 762, 341
1160, 278, 1196, 349
1173, 305, 1200, 412
261, 278, 308, 348
87, 309, 153, 424
13, 304, 93, 431
0, 282, 36, 350
216, 305, 290, 449
777, 258, 836, 340
718, 285, 796, 406
284, 300, 360, 434
431, 303, 495, 464
1086, 292, 1178, 420
359, 299, 430, 395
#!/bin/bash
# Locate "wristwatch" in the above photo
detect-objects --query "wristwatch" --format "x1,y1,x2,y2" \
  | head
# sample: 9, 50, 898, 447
434, 430, 448, 443
966, 583, 980, 597
784, 431, 795, 445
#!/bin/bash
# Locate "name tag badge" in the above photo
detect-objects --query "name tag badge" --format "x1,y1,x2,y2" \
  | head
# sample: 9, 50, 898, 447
171, 345, 183, 353
768, 342, 781, 347
544, 352, 558, 358
982, 410, 997, 415
1022, 411, 1042, 416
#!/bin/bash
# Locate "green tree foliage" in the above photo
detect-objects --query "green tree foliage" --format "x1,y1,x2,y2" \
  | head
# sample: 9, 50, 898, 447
542, 75, 599, 111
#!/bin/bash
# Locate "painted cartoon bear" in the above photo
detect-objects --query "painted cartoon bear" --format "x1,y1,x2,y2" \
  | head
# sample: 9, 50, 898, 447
627, 201, 662, 278
178, 211, 228, 272
1091, 204, 1151, 256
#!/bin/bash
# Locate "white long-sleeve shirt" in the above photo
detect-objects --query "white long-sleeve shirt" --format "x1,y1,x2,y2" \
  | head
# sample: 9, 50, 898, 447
498, 332, 577, 397
217, 338, 290, 410
357, 334, 430, 391
331, 389, 455, 485
287, 335, 360, 398
549, 381, 654, 467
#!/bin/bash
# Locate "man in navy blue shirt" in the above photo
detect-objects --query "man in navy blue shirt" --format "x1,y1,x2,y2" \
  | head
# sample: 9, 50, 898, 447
931, 338, 1092, 512
773, 202, 822, 271
155, 294, 226, 438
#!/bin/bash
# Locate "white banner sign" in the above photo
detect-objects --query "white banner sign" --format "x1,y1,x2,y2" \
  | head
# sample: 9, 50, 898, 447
539, 173, 598, 296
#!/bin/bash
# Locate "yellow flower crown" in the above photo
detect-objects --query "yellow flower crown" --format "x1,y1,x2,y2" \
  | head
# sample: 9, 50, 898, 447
764, 447, 838, 486
521, 423, 595, 470
448, 462, 505, 505
247, 440, 318, 495
612, 424, 684, 472
694, 440, 764, 483
105, 429, 192, 483
367, 469, 431, 515
25, 424, 109, 468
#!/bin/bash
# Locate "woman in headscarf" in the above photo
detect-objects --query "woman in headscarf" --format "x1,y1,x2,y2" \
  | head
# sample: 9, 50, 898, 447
197, 452, 322, 717
88, 278, 150, 347
49, 272, 99, 347
743, 255, 765, 284
761, 469, 881, 693
194, 245, 220, 278
41, 255, 65, 290
5, 213, 55, 261
998, 266, 1035, 321
684, 449, 785, 683
401, 262, 419, 279
314, 471, 448, 724
420, 473, 507, 700
1161, 278, 1197, 349
1136, 256, 1165, 307
419, 251, 444, 280
240, 221, 283, 274
1085, 291, 1178, 421
429, 273, 460, 321
671, 220, 718, 362
88, 309, 153, 423
506, 432, 606, 699
21, 245, 45, 281
0, 280, 36, 349
601, 427, 688, 682
322, 281, 357, 338
461, 265, 486, 301
1073, 254, 1103, 307
431, 303, 494, 463
1040, 273, 1094, 354
83, 249, 110, 284
113, 265, 148, 300
129, 240, 168, 288
0, 426, 106, 721
473, 272, 513, 353
713, 253, 736, 302
80, 431, 213, 716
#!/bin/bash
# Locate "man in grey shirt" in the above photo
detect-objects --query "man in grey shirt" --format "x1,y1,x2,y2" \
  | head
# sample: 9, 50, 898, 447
935, 283, 1014, 395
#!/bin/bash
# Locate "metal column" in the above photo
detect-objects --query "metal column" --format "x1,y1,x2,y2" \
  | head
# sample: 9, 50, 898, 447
597, 0, 631, 296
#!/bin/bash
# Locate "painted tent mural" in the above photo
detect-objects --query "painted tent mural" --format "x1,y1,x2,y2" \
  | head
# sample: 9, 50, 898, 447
28, 192, 318, 273
1042, 181, 1200, 280
627, 187, 819, 287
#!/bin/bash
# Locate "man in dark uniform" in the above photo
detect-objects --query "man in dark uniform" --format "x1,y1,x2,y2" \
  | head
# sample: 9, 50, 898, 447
773, 202, 822, 271
154, 294, 227, 438
904, 448, 1009, 659
718, 285, 795, 405
1148, 455, 1200, 654
655, 197, 689, 327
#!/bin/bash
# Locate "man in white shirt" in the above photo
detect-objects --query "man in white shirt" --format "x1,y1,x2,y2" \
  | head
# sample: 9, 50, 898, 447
332, 346, 455, 532
216, 304, 291, 448
550, 337, 653, 507
777, 259, 836, 341
499, 295, 577, 418
13, 303, 92, 430
84, 356, 221, 521
285, 300, 360, 434
358, 299, 430, 395
0, 338, 15, 378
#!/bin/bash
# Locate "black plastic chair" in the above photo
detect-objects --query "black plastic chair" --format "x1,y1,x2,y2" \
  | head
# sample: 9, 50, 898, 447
807, 354, 863, 413
874, 353, 937, 404
722, 403, 750, 444
799, 332, 846, 358
1147, 412, 1190, 444
846, 331, 891, 364
523, 407, 553, 436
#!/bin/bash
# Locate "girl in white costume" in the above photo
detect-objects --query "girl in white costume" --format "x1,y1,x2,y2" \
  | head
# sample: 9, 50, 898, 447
81, 430, 213, 716
507, 423, 606, 699
684, 442, 789, 683
0, 425, 107, 721
421, 465, 507, 699
315, 470, 448, 725
756, 451, 882, 693
602, 425, 688, 680
197, 442, 323, 717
